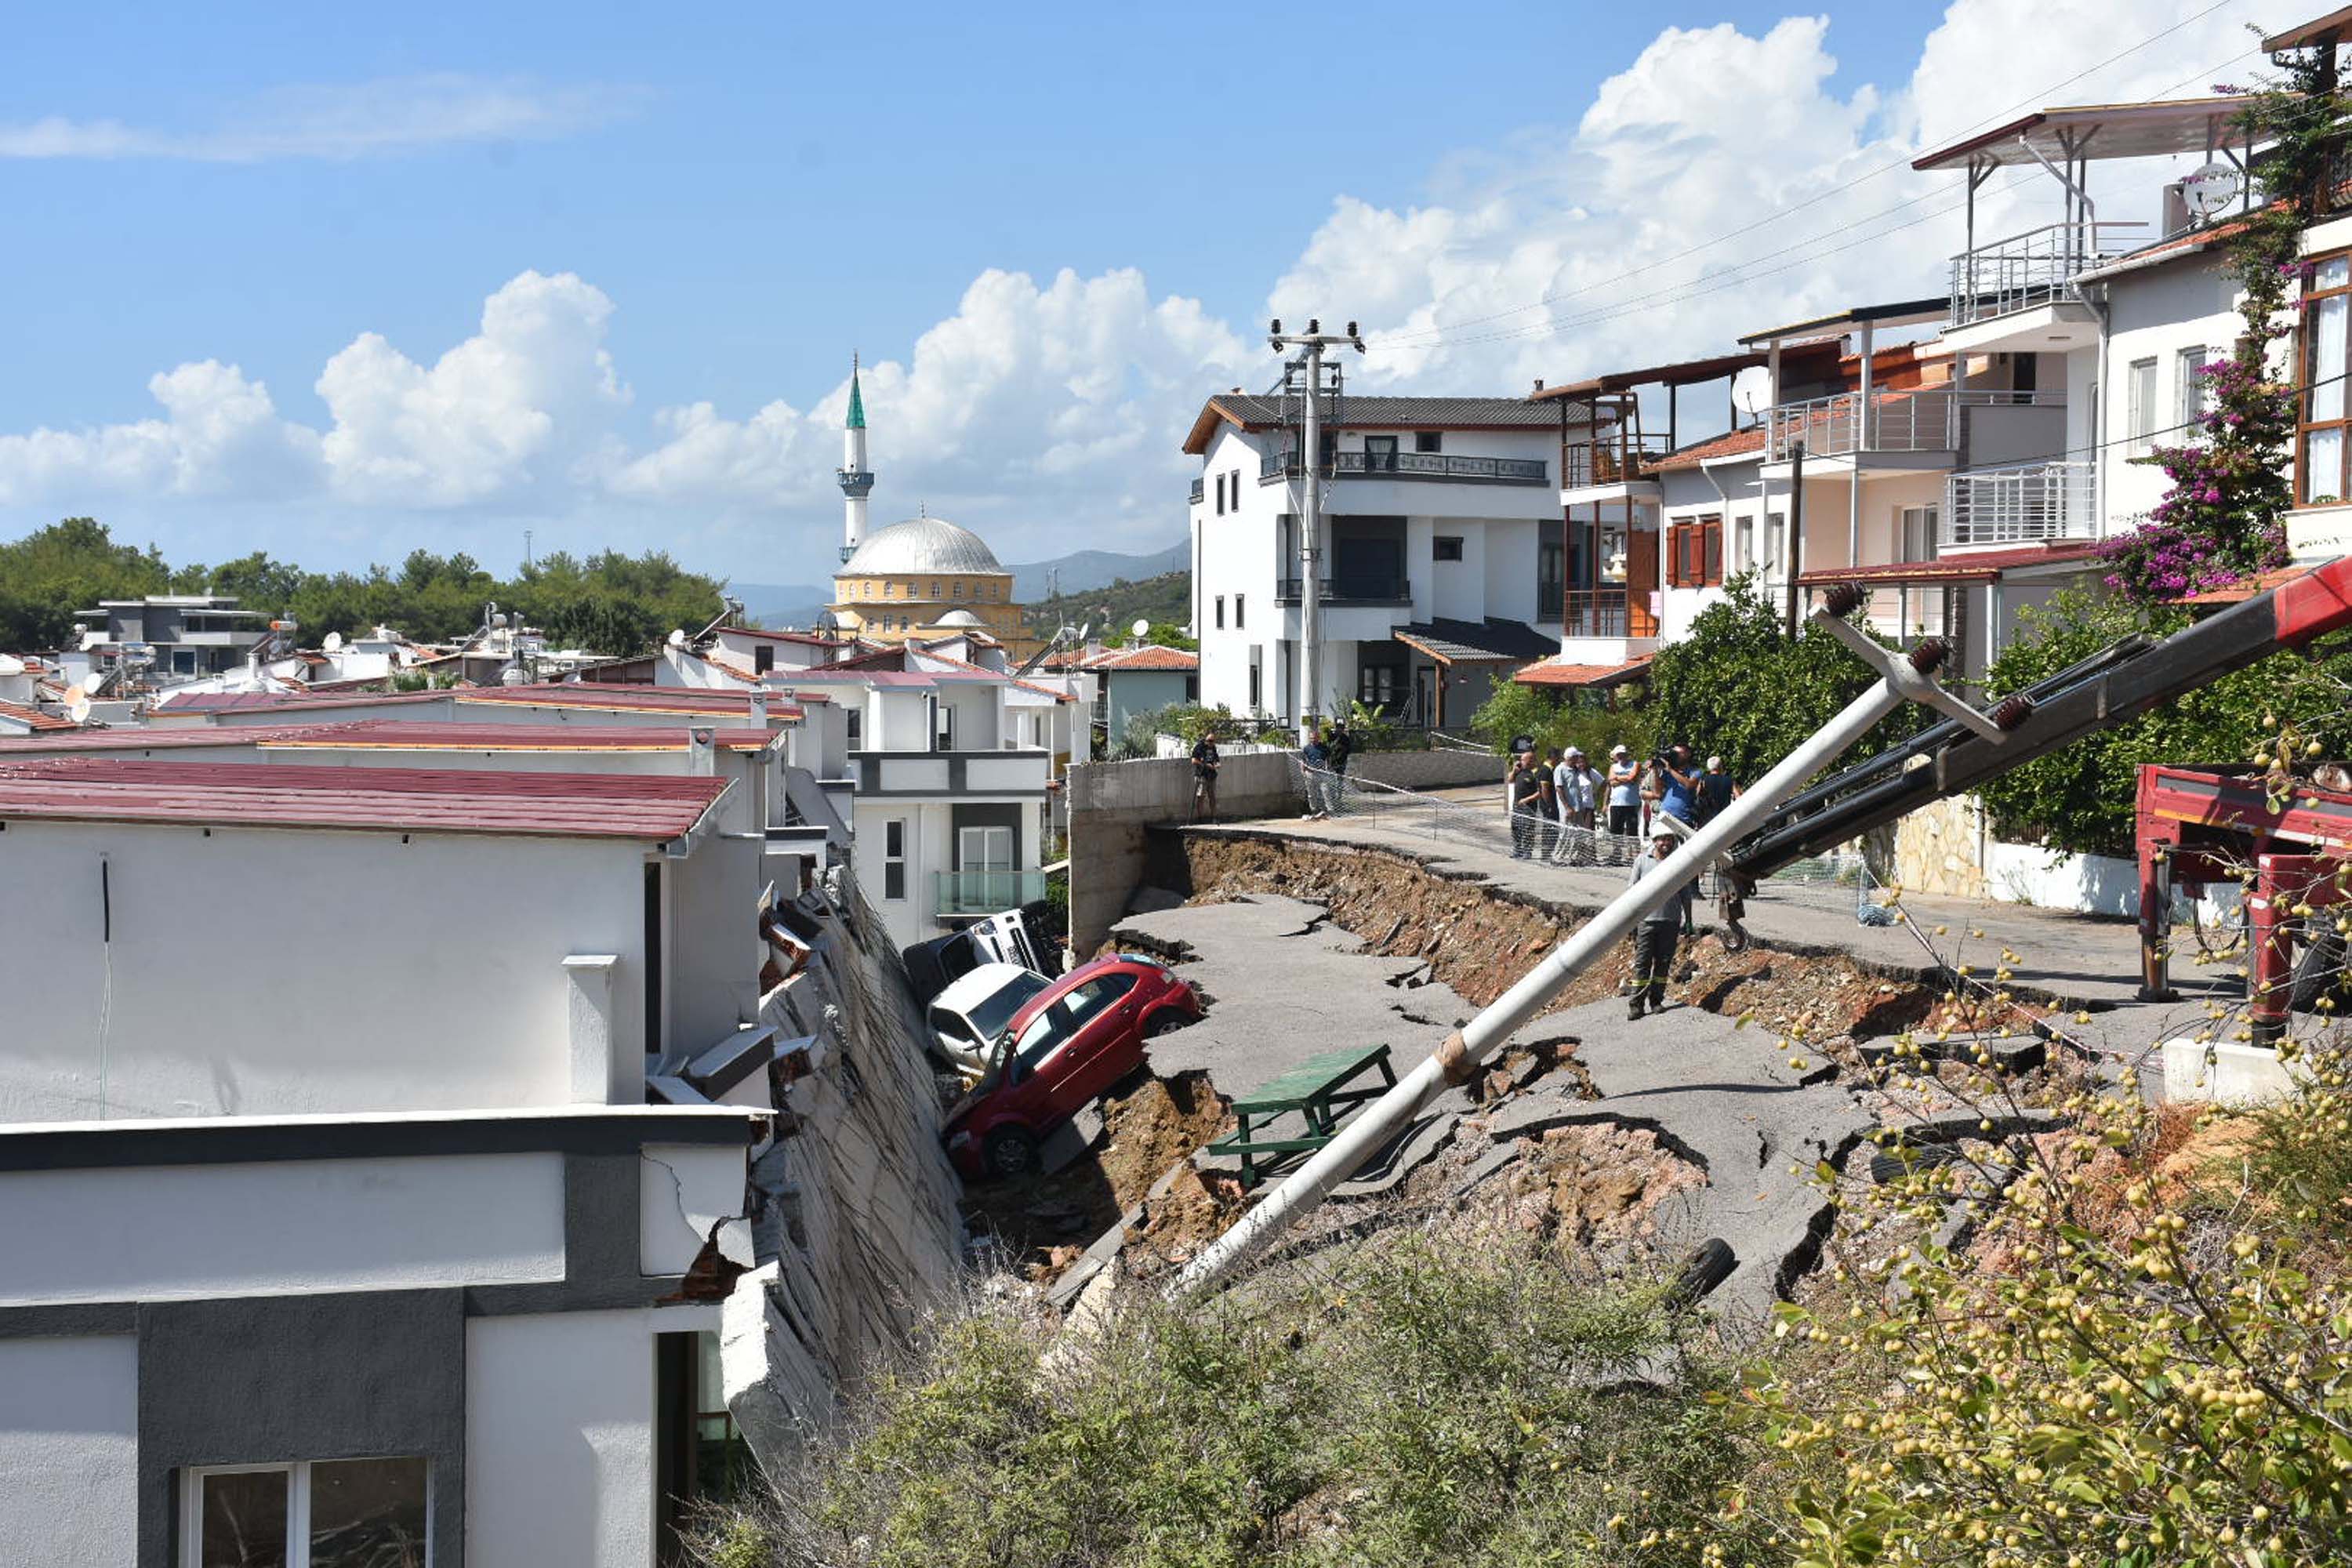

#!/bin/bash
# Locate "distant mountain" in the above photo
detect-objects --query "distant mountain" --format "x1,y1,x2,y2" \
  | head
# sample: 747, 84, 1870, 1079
730, 539, 1189, 630
728, 581, 831, 629
1006, 540, 1188, 603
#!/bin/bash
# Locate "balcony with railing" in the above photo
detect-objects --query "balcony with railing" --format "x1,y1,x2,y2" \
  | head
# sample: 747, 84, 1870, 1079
1560, 588, 1659, 640
1947, 220, 2143, 328
1561, 433, 1673, 490
935, 868, 1048, 918
1944, 459, 2098, 546
1765, 387, 2063, 463
1275, 575, 1414, 607
1258, 448, 1548, 485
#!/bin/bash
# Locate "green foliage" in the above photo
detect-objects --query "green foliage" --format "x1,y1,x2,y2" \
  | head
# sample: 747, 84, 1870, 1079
1469, 681, 1654, 762
1142, 620, 1197, 651
694, 1232, 1762, 1568
0, 517, 174, 648
1027, 571, 1191, 644
1975, 589, 2352, 855
0, 519, 731, 659
1646, 575, 1924, 781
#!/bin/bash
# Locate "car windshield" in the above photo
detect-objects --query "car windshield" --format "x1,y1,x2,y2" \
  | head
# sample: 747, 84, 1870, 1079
967, 973, 1051, 1043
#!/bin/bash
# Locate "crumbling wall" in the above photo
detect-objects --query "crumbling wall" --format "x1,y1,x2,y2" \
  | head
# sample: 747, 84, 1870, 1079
723, 867, 966, 1465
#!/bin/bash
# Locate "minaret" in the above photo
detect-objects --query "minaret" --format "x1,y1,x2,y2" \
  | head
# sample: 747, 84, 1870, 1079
837, 354, 874, 563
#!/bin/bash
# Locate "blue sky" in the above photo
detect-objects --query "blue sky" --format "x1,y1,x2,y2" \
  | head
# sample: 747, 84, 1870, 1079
0, 1, 2267, 582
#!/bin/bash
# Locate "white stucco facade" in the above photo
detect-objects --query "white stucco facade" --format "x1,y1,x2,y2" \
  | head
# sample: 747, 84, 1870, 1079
0, 1334, 140, 1565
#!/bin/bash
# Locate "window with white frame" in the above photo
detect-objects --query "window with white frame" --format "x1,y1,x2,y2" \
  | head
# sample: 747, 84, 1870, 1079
883, 818, 908, 900
1897, 505, 1936, 564
2176, 346, 2211, 435
936, 700, 956, 750
2301, 252, 2352, 503
1763, 512, 1784, 572
956, 824, 1016, 908
1414, 430, 1443, 454
184, 1457, 430, 1567
1733, 514, 1754, 574
1432, 535, 1465, 562
2126, 358, 2158, 455
845, 707, 862, 747
1233, 594, 1245, 630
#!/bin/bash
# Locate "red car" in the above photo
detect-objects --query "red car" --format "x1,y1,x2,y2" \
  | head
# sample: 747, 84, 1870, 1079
943, 953, 1201, 1178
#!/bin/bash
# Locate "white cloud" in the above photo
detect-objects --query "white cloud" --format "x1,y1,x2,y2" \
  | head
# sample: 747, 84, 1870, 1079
0, 1, 2278, 568
0, 74, 630, 162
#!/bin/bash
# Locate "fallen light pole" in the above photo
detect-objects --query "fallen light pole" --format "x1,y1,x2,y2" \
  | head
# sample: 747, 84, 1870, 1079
1167, 591, 2020, 1301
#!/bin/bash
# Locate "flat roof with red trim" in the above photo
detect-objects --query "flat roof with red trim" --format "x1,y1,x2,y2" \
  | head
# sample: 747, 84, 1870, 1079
0, 758, 729, 839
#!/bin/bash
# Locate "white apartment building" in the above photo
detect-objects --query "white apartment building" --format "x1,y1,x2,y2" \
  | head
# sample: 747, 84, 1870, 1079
1185, 393, 1591, 729
0, 759, 775, 1567
789, 666, 1057, 951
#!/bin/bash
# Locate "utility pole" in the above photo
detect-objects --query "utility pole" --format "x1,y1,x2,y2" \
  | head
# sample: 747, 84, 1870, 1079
1267, 316, 1364, 742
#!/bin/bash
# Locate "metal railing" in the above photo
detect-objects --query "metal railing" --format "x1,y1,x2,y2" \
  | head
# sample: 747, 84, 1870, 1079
1561, 434, 1674, 488
1560, 588, 1656, 639
1296, 764, 1868, 887
1765, 387, 2063, 462
934, 868, 1047, 918
1944, 459, 2099, 546
1947, 220, 2143, 327
1259, 449, 1548, 485
1276, 575, 1413, 606
1849, 584, 1957, 645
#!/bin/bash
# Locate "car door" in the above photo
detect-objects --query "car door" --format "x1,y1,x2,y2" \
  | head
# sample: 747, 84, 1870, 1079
1039, 972, 1140, 1107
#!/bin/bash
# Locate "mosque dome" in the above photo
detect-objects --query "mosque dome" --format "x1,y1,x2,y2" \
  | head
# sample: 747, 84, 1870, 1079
837, 516, 1007, 578
931, 608, 986, 628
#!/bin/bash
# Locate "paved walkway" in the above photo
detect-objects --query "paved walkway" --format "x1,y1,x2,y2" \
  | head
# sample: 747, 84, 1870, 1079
1177, 799, 2236, 1074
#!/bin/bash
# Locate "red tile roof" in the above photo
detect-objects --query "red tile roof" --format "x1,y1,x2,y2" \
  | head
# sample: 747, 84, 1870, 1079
265, 720, 782, 753
0, 758, 728, 839
1088, 645, 1200, 671
0, 698, 76, 732
159, 684, 803, 723
1649, 426, 1768, 472
1512, 655, 1652, 688
1797, 543, 2104, 586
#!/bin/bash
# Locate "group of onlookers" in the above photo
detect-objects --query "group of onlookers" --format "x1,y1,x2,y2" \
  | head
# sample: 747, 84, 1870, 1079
1504, 742, 1741, 866
1187, 720, 1357, 823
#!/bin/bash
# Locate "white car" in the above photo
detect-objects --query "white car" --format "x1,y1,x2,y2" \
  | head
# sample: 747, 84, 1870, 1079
927, 962, 1054, 1076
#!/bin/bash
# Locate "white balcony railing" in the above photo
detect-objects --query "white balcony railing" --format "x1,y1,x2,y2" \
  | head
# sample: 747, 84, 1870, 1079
1947, 220, 2143, 327
1944, 460, 2099, 546
1766, 388, 2062, 463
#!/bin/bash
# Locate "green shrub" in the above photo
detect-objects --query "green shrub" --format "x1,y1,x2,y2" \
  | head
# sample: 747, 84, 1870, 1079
695, 1233, 1764, 1568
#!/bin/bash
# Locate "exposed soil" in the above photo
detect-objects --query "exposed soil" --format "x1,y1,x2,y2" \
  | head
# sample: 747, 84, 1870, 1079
1098, 1069, 1232, 1212
1463, 1120, 1704, 1249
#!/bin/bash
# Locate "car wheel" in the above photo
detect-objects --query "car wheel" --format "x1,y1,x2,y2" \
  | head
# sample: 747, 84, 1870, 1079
1143, 1010, 1191, 1038
983, 1126, 1039, 1178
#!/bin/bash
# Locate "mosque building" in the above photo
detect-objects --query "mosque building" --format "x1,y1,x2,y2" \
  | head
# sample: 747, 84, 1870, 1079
826, 358, 1035, 652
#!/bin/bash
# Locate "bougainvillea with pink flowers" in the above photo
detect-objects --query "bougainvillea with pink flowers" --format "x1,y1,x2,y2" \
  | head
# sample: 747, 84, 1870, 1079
2099, 67, 2342, 606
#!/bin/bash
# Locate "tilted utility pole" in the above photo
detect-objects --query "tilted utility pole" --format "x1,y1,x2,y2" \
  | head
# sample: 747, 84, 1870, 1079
1268, 318, 1364, 742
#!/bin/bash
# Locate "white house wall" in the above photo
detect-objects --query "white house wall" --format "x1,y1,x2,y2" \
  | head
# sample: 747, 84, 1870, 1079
2096, 258, 2244, 526
465, 1305, 717, 1568
0, 1152, 567, 1306
0, 821, 648, 1123
0, 1335, 138, 1565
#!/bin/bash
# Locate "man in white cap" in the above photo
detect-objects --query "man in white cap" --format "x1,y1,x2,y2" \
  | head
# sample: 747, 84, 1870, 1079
1624, 823, 1691, 1018
1552, 745, 1600, 864
1603, 744, 1642, 863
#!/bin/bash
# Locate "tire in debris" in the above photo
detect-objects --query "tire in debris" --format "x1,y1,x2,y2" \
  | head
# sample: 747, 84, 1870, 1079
1869, 1142, 1965, 1184
1665, 1238, 1736, 1308
984, 1126, 1040, 1179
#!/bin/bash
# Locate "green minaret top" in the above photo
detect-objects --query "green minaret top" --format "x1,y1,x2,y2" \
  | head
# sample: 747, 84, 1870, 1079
846, 353, 866, 430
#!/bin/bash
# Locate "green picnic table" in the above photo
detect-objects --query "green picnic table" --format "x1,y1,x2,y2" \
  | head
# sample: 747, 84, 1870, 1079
1207, 1044, 1398, 1189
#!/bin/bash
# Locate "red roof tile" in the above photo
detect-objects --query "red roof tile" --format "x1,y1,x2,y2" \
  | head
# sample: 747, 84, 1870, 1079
1649, 426, 1767, 471
1797, 543, 2104, 586
1512, 655, 1652, 688
266, 720, 782, 753
0, 698, 77, 732
0, 758, 728, 839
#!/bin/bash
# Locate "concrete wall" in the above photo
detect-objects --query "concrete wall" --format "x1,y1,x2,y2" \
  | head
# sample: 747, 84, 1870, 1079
1067, 752, 1302, 953
466, 1306, 700, 1568
0, 1152, 566, 1307
0, 1335, 137, 1565
0, 820, 648, 1124
1351, 747, 1508, 789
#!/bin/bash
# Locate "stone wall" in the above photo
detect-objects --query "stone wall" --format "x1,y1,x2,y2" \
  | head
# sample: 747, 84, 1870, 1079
1889, 793, 1989, 901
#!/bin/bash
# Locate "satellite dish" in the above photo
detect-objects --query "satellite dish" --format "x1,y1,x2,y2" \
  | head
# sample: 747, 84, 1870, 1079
1131, 618, 1152, 639
667, 628, 688, 647
323, 630, 344, 652
1732, 365, 1772, 421
68, 691, 92, 724
1078, 622, 1093, 644
2181, 162, 2241, 220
